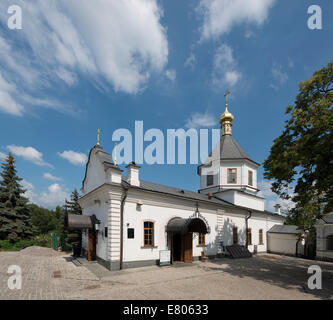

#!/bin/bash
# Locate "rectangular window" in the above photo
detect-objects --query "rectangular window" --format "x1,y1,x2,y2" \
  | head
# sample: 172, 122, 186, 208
233, 227, 238, 244
227, 168, 237, 184
127, 228, 134, 239
198, 233, 205, 246
104, 227, 108, 238
259, 229, 263, 245
206, 174, 214, 187
143, 221, 154, 247
248, 170, 253, 186
247, 228, 252, 245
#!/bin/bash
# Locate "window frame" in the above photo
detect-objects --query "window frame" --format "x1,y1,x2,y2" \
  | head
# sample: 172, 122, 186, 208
143, 221, 154, 247
259, 229, 264, 245
227, 168, 237, 184
248, 170, 253, 186
247, 228, 252, 245
233, 227, 238, 244
206, 174, 214, 187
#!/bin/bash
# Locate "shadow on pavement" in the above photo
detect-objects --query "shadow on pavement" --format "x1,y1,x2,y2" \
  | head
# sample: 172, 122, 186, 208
206, 254, 333, 300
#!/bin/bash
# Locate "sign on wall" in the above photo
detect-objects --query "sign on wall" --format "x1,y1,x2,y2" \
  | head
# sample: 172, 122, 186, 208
159, 250, 171, 266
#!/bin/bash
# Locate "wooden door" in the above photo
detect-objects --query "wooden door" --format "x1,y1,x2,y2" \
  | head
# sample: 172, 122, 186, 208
88, 230, 96, 261
183, 233, 193, 263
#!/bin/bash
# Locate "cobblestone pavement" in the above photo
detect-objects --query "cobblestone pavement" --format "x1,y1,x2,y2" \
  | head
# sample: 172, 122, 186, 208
1, 247, 333, 300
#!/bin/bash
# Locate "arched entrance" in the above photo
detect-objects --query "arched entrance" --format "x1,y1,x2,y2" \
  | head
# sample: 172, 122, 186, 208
64, 213, 99, 261
166, 217, 209, 263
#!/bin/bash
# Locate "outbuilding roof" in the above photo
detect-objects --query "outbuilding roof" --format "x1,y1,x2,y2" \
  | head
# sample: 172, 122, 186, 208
268, 225, 303, 234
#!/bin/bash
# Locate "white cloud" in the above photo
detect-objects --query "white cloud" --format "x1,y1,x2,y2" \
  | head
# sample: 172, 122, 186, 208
185, 112, 216, 129
272, 63, 288, 84
43, 172, 63, 181
244, 30, 255, 39
38, 183, 70, 208
165, 69, 176, 82
58, 150, 87, 166
184, 53, 196, 69
0, 0, 169, 109
212, 44, 241, 88
55, 68, 77, 86
270, 63, 288, 90
0, 151, 7, 160
258, 180, 275, 198
197, 0, 276, 41
7, 145, 52, 167
258, 180, 295, 213
21, 180, 70, 209
0, 72, 24, 116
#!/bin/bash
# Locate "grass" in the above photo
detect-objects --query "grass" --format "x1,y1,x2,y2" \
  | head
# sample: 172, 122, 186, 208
0, 233, 52, 251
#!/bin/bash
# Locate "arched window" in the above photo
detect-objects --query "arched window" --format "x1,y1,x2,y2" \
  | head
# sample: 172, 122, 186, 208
327, 235, 333, 250
143, 221, 154, 247
247, 228, 252, 245
233, 227, 238, 244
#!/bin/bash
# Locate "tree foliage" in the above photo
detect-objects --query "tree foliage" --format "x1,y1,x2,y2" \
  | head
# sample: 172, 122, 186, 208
64, 189, 82, 244
29, 204, 64, 235
0, 153, 32, 241
263, 61, 333, 228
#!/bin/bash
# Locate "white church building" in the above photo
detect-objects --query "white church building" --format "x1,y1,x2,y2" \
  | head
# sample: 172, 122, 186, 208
68, 98, 284, 270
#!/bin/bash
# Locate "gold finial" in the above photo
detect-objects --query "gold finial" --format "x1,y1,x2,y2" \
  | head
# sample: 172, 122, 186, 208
96, 128, 100, 146
114, 143, 118, 165
220, 90, 234, 136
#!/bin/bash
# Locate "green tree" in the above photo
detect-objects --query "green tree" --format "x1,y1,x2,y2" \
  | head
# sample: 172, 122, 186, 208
263, 61, 333, 229
0, 153, 32, 241
29, 204, 63, 235
54, 205, 65, 234
64, 189, 82, 245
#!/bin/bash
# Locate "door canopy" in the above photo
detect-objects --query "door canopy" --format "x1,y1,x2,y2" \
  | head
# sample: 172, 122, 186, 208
167, 217, 209, 234
64, 213, 99, 230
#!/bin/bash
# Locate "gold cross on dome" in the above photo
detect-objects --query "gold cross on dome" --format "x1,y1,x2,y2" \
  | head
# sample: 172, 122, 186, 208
224, 90, 230, 106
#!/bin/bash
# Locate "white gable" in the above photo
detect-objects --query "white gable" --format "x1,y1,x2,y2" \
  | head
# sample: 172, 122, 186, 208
82, 146, 111, 194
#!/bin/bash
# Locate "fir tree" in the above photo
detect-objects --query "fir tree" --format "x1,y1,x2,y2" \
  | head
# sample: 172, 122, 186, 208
0, 153, 32, 241
64, 189, 82, 245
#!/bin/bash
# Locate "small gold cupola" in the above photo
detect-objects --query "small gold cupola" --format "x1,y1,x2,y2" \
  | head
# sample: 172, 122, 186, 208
219, 90, 234, 136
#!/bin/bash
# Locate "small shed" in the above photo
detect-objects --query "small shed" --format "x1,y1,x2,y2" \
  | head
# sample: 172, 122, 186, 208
315, 213, 333, 261
267, 225, 304, 256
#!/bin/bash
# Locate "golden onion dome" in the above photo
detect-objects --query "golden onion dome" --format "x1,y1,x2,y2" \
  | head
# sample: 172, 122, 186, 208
219, 105, 234, 124
220, 90, 234, 136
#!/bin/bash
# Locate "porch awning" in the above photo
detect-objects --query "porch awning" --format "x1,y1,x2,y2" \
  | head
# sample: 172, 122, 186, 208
64, 213, 94, 230
166, 217, 208, 234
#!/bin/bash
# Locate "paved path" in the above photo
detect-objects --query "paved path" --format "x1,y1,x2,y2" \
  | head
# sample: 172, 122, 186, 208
1, 247, 332, 300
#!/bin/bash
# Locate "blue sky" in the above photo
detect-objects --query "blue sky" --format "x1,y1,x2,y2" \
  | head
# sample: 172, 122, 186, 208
0, 0, 332, 209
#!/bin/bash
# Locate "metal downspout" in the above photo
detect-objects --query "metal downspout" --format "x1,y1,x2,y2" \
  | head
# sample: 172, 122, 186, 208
245, 211, 252, 249
120, 186, 128, 270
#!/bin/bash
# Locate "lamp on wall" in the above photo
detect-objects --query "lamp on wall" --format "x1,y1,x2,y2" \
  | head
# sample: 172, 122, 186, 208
136, 200, 143, 212
92, 215, 101, 232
